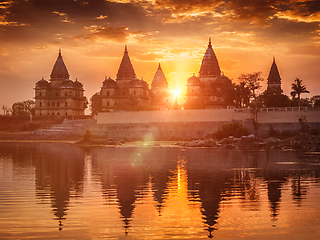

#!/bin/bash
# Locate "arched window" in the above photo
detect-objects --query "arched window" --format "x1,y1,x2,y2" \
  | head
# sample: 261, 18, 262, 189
52, 102, 55, 107
107, 101, 109, 106
65, 92, 67, 96
40, 102, 42, 107
107, 92, 109, 96
57, 102, 60, 107
47, 102, 50, 107
65, 102, 67, 107
39, 92, 42, 97
192, 88, 194, 94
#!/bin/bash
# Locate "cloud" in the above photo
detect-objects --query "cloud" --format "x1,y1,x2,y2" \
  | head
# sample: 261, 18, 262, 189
69, 25, 150, 43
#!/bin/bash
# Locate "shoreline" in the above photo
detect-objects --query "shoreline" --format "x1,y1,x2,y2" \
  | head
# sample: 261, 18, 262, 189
1, 131, 320, 151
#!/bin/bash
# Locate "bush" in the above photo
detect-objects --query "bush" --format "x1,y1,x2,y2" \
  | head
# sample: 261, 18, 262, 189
211, 121, 249, 140
83, 129, 92, 142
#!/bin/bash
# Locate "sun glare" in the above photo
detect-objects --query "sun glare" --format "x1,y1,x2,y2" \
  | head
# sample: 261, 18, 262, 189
170, 88, 182, 99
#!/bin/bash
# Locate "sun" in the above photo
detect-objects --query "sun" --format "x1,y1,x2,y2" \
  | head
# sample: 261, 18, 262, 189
172, 89, 181, 98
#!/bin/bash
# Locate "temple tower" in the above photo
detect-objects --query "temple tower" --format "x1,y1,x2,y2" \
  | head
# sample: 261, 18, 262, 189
34, 50, 87, 117
92, 46, 150, 113
150, 63, 176, 110
267, 57, 282, 94
185, 38, 233, 109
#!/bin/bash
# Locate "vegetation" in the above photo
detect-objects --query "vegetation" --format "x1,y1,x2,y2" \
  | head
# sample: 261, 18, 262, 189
83, 129, 92, 142
298, 115, 309, 132
310, 95, 320, 106
237, 72, 264, 109
210, 121, 249, 140
2, 105, 11, 115
290, 78, 310, 107
259, 89, 291, 107
233, 82, 250, 108
12, 100, 35, 116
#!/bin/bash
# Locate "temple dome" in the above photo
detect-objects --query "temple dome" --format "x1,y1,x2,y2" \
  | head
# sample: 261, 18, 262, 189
116, 46, 136, 80
73, 79, 84, 90
50, 50, 70, 80
35, 77, 49, 89
187, 74, 201, 85
61, 79, 73, 88
151, 63, 169, 90
102, 77, 116, 88
199, 38, 221, 78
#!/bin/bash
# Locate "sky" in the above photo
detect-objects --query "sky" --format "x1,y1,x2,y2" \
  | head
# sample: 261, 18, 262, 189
0, 0, 319, 111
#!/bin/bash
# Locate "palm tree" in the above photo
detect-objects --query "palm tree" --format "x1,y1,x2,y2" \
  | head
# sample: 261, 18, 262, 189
290, 78, 310, 108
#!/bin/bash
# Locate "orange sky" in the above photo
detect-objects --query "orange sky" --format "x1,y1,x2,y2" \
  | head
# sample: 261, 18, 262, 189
0, 0, 319, 110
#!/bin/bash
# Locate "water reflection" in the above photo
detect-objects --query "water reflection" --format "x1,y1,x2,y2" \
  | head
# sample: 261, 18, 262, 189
0, 143, 320, 239
33, 144, 85, 230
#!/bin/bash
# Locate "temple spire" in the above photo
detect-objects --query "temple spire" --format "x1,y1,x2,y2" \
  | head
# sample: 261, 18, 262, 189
199, 38, 221, 77
151, 63, 168, 90
116, 45, 136, 80
208, 38, 212, 48
50, 50, 70, 80
267, 57, 282, 93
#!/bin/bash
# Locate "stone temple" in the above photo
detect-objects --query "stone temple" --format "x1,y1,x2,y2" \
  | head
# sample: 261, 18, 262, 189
184, 39, 233, 109
91, 46, 150, 114
149, 63, 178, 110
267, 57, 282, 94
34, 50, 87, 117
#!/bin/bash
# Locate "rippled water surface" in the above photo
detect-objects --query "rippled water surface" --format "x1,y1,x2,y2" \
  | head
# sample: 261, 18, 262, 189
0, 143, 320, 239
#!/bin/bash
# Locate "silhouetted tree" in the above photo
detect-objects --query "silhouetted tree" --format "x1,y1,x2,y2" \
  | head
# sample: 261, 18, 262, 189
12, 100, 35, 116
238, 72, 264, 109
290, 78, 309, 108
2, 105, 11, 115
310, 95, 320, 107
234, 82, 251, 108
259, 89, 291, 107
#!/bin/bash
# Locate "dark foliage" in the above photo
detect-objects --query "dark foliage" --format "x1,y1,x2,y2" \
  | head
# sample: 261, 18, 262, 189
211, 121, 249, 140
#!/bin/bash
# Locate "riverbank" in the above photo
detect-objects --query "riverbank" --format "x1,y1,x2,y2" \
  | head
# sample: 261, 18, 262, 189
1, 130, 319, 151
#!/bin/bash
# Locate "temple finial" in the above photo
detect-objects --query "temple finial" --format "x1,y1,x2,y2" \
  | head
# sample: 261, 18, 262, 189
59, 49, 61, 56
273, 56, 275, 62
208, 38, 212, 48
158, 63, 161, 70
124, 45, 128, 53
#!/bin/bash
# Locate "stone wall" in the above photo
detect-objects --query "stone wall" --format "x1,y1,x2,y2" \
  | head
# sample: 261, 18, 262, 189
91, 108, 320, 139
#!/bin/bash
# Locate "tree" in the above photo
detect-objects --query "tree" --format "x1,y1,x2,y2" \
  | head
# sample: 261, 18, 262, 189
234, 82, 250, 108
310, 95, 320, 107
237, 72, 264, 109
12, 100, 35, 116
2, 105, 11, 115
259, 89, 291, 107
290, 78, 309, 108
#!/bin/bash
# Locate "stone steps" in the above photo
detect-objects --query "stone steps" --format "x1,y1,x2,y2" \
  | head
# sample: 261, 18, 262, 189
34, 119, 96, 136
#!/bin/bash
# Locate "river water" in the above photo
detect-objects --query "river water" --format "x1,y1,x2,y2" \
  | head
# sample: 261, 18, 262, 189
0, 142, 320, 239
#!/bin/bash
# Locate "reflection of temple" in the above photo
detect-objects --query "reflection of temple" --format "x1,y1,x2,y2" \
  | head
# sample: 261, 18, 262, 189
33, 144, 85, 231
88, 147, 320, 237
91, 147, 177, 234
